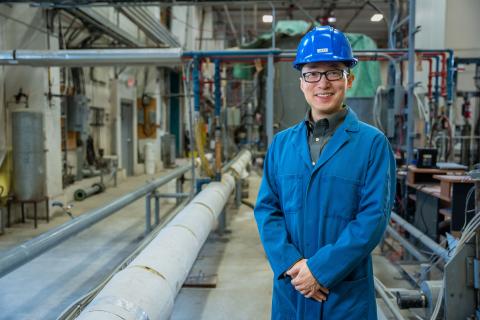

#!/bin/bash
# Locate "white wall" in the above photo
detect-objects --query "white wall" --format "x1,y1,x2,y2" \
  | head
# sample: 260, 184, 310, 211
445, 0, 480, 128
415, 0, 447, 49
445, 0, 480, 58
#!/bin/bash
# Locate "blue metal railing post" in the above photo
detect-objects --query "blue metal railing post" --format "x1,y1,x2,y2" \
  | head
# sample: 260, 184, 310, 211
154, 191, 160, 227
214, 59, 221, 118
193, 55, 200, 114
145, 192, 152, 235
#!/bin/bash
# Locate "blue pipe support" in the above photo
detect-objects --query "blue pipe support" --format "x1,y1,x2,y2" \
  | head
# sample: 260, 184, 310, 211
446, 49, 455, 106
214, 59, 221, 117
193, 56, 200, 113
195, 178, 212, 195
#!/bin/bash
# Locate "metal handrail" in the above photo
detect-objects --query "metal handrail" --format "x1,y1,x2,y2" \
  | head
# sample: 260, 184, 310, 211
390, 212, 450, 262
0, 164, 191, 279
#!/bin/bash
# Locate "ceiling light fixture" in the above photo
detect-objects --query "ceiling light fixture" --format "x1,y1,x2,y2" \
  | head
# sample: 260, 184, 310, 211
370, 13, 383, 22
262, 15, 273, 23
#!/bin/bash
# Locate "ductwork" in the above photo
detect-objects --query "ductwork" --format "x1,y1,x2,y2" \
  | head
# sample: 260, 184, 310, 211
119, 7, 181, 48
67, 7, 144, 47
0, 48, 182, 66
76, 150, 251, 320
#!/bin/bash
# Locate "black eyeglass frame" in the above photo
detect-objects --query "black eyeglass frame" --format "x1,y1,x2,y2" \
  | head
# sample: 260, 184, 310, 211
301, 69, 349, 83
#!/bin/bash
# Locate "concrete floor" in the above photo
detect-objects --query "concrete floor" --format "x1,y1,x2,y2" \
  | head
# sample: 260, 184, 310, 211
171, 173, 272, 320
0, 167, 416, 320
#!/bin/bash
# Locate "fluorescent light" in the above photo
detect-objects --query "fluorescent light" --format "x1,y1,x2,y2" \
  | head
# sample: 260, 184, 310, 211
327, 16, 337, 23
262, 15, 273, 23
370, 13, 383, 22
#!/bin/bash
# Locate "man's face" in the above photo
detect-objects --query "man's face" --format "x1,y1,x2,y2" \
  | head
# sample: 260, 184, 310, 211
299, 62, 354, 120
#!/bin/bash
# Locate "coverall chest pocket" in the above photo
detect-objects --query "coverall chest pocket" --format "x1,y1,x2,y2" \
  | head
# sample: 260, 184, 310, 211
278, 174, 302, 214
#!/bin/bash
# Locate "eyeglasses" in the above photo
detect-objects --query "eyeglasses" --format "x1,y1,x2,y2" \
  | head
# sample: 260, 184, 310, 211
301, 69, 347, 83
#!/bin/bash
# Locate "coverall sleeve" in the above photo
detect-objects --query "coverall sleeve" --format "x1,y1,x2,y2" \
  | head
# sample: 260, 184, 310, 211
254, 136, 303, 279
307, 134, 396, 289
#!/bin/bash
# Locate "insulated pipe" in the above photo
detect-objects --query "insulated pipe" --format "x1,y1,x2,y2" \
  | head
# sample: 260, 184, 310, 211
222, 149, 251, 173
390, 212, 450, 261
76, 152, 250, 320
0, 164, 192, 279
74, 183, 105, 202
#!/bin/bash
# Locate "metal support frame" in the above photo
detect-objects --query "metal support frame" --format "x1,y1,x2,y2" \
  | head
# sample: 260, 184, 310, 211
385, 225, 428, 261
374, 277, 406, 320
218, 208, 227, 236
176, 178, 183, 205
154, 191, 160, 227
235, 178, 243, 208
390, 212, 450, 261
145, 192, 152, 234
196, 178, 212, 194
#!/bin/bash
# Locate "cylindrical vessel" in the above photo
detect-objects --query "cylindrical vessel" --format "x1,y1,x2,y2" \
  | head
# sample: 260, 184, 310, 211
12, 109, 45, 201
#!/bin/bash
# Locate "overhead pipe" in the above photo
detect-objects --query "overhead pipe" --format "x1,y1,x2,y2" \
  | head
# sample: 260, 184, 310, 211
0, 47, 454, 108
390, 212, 450, 262
76, 150, 252, 320
0, 48, 182, 66
0, 164, 192, 279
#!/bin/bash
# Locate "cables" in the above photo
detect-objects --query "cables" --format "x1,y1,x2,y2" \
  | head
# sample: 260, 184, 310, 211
428, 192, 480, 319
373, 86, 386, 132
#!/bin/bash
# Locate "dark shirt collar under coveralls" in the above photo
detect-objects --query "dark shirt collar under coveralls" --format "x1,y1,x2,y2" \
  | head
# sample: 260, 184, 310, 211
304, 105, 348, 165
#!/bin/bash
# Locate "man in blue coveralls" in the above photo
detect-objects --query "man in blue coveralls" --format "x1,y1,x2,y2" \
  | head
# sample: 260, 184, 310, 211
254, 26, 396, 320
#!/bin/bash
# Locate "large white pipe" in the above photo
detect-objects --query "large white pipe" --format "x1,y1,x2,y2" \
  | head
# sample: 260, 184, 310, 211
77, 151, 250, 320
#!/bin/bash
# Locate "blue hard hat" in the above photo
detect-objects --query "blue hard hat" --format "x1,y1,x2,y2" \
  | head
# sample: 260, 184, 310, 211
293, 26, 358, 70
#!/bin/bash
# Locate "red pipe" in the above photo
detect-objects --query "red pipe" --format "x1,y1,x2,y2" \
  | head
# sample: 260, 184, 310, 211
426, 57, 433, 100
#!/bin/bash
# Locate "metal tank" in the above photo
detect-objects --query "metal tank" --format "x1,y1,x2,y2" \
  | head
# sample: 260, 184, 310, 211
12, 109, 46, 201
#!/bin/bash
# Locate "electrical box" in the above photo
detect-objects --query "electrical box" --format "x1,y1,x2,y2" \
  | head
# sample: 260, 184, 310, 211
90, 106, 105, 126
66, 95, 89, 133
416, 148, 438, 168
137, 97, 158, 139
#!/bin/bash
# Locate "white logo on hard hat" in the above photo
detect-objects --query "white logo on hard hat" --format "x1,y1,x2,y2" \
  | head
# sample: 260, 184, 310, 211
317, 48, 329, 53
